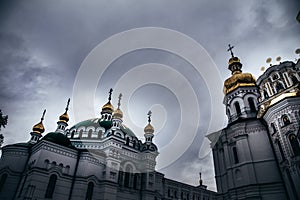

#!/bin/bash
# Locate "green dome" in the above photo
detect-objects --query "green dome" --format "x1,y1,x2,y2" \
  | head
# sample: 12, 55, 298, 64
69, 118, 137, 138
99, 120, 112, 130
43, 132, 74, 148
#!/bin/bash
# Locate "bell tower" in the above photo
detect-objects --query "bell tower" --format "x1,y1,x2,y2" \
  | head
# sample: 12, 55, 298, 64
208, 45, 288, 200
223, 44, 259, 124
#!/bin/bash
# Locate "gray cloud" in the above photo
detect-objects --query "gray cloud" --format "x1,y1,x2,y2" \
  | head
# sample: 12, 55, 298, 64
0, 0, 299, 190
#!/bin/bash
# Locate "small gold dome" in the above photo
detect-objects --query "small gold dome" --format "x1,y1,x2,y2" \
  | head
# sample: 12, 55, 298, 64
224, 71, 256, 94
113, 108, 123, 119
59, 111, 69, 123
144, 123, 154, 134
32, 121, 45, 134
32, 109, 46, 134
228, 56, 241, 65
102, 102, 114, 112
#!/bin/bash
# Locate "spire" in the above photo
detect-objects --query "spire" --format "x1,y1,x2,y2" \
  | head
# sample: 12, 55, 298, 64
56, 99, 70, 133
117, 93, 122, 109
32, 109, 46, 134
101, 88, 114, 113
112, 93, 123, 120
59, 98, 70, 123
199, 172, 203, 186
227, 44, 242, 75
148, 110, 152, 123
108, 88, 113, 102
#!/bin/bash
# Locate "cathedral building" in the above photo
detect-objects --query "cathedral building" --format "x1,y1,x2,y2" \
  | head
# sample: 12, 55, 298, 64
0, 47, 299, 200
208, 47, 300, 200
0, 90, 216, 200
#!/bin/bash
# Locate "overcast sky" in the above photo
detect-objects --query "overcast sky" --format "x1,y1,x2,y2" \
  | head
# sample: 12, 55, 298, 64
0, 0, 299, 191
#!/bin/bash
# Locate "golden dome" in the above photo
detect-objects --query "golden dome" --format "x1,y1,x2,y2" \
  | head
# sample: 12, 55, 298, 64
228, 56, 241, 65
32, 109, 46, 134
58, 98, 70, 123
223, 71, 256, 94
113, 108, 123, 119
32, 121, 45, 134
59, 111, 69, 123
102, 102, 114, 112
144, 123, 154, 134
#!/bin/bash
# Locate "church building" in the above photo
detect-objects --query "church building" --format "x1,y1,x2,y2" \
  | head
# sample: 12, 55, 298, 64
208, 46, 300, 200
0, 46, 299, 200
0, 90, 216, 200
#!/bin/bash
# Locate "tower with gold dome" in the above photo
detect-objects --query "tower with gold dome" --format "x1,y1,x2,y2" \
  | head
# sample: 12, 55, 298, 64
29, 109, 46, 144
223, 45, 259, 124
208, 45, 288, 200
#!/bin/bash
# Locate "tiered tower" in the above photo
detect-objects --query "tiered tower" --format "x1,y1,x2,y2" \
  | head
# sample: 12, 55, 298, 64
208, 45, 287, 200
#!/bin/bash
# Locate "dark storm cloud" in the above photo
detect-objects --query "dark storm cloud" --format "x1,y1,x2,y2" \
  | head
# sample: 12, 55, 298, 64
0, 32, 62, 102
0, 0, 299, 190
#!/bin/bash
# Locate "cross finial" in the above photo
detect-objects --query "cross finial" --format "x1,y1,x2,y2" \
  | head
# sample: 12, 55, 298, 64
65, 98, 70, 112
199, 172, 202, 179
227, 44, 235, 57
41, 109, 46, 121
108, 88, 113, 102
117, 93, 122, 109
147, 110, 152, 123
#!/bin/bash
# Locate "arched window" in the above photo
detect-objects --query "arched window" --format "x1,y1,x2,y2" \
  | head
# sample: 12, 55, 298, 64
126, 137, 130, 146
45, 174, 57, 198
98, 130, 103, 139
0, 173, 8, 192
124, 165, 133, 187
88, 129, 93, 138
44, 159, 50, 169
248, 98, 256, 112
263, 89, 269, 99
282, 115, 291, 126
289, 134, 300, 156
270, 123, 276, 134
275, 82, 284, 92
290, 74, 298, 85
71, 130, 75, 138
234, 102, 241, 116
233, 147, 239, 164
133, 173, 138, 189
85, 182, 94, 200
118, 171, 123, 185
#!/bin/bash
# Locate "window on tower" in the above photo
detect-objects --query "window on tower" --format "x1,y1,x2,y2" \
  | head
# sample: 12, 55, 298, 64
288, 134, 300, 156
270, 123, 276, 134
248, 97, 256, 112
233, 147, 239, 164
85, 182, 94, 200
0, 173, 8, 192
45, 174, 57, 198
282, 115, 291, 126
234, 102, 241, 116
